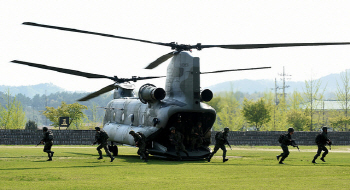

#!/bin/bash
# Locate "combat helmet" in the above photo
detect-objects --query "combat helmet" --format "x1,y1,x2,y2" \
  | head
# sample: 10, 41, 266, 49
42, 127, 48, 132
322, 127, 328, 131
169, 127, 176, 131
288, 127, 294, 133
95, 127, 100, 131
129, 130, 135, 135
224, 127, 229, 132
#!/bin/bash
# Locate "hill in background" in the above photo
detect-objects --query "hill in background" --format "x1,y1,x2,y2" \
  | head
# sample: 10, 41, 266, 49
207, 72, 342, 99
0, 83, 65, 98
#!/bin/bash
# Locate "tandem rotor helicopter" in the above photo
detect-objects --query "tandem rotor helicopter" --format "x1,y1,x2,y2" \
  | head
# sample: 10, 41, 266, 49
11, 22, 350, 160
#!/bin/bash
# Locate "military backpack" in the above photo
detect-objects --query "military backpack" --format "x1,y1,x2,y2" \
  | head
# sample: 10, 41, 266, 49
315, 133, 322, 144
48, 131, 54, 141
278, 134, 284, 143
100, 131, 109, 141
137, 132, 146, 141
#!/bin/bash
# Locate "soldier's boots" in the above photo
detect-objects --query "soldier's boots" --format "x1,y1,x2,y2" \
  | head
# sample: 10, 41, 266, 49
320, 157, 326, 162
276, 155, 280, 161
98, 156, 103, 160
51, 152, 54, 158
207, 154, 213, 162
223, 158, 229, 163
47, 153, 52, 161
279, 161, 284, 164
312, 159, 317, 164
110, 156, 115, 162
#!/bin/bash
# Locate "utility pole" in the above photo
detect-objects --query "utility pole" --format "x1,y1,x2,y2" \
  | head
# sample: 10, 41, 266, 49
271, 78, 280, 130
45, 90, 48, 126
279, 66, 291, 100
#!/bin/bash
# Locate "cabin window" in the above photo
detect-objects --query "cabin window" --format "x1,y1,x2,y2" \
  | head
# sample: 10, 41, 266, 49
141, 115, 145, 125
113, 112, 116, 121
121, 113, 125, 122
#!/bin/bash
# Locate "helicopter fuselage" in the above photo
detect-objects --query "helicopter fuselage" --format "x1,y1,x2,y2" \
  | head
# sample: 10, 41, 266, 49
102, 52, 216, 159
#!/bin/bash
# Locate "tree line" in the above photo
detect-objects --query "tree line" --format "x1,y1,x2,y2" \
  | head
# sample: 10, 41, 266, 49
207, 71, 350, 132
1, 71, 349, 131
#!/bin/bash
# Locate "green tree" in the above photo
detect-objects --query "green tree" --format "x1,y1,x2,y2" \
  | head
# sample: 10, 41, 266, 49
242, 98, 271, 131
286, 109, 310, 131
217, 92, 245, 131
25, 120, 38, 130
84, 103, 103, 129
336, 70, 350, 131
0, 89, 26, 129
303, 78, 325, 131
42, 102, 88, 129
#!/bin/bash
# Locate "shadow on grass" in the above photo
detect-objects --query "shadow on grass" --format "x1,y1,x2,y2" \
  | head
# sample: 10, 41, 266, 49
0, 163, 122, 171
115, 154, 208, 165
62, 152, 96, 157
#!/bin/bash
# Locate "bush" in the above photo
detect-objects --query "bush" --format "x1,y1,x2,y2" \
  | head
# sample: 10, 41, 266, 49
25, 120, 38, 130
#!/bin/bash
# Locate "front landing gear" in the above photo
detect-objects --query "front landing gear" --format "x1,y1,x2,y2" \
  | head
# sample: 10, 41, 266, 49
108, 142, 118, 156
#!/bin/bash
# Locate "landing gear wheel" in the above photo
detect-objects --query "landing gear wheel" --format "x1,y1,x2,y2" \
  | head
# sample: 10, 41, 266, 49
108, 145, 118, 156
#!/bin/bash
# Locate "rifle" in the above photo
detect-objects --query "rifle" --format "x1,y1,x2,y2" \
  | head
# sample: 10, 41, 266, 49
226, 140, 232, 150
291, 140, 300, 152
328, 141, 332, 150
36, 141, 43, 147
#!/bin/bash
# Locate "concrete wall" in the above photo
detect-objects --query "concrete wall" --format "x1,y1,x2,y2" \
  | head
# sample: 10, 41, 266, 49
211, 131, 350, 146
1, 130, 350, 145
0, 130, 95, 145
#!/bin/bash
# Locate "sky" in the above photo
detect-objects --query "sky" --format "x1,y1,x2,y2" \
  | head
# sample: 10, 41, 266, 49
1, 1, 350, 93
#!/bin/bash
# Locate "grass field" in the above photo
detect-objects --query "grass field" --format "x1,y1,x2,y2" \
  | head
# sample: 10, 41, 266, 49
0, 145, 349, 190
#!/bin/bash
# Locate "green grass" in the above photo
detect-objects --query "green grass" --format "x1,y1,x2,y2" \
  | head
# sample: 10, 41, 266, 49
0, 145, 349, 190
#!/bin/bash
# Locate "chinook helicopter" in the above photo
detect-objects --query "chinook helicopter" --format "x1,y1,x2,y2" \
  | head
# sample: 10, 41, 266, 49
11, 22, 350, 160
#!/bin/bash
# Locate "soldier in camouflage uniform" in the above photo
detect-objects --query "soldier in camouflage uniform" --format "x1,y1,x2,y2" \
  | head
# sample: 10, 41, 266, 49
129, 130, 148, 162
92, 127, 114, 162
169, 127, 189, 161
207, 127, 229, 163
312, 127, 332, 163
190, 122, 204, 151
39, 127, 54, 161
276, 127, 294, 164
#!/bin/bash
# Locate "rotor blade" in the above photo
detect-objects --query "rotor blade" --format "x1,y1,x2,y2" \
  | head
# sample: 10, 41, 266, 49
11, 60, 115, 80
199, 42, 350, 50
200, 67, 271, 74
144, 52, 174, 69
78, 84, 116, 101
23, 22, 170, 47
121, 76, 166, 82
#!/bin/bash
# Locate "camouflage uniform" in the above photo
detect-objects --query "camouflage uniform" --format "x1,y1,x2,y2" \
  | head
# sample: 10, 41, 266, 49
94, 129, 114, 162
312, 129, 331, 163
207, 128, 229, 162
130, 131, 148, 162
41, 130, 54, 161
169, 129, 189, 160
190, 125, 203, 151
277, 133, 292, 164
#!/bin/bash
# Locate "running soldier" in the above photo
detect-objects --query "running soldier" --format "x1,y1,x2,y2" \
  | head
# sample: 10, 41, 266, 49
37, 127, 54, 161
207, 127, 230, 163
92, 127, 114, 162
312, 127, 332, 163
129, 130, 149, 162
169, 127, 189, 161
276, 127, 295, 164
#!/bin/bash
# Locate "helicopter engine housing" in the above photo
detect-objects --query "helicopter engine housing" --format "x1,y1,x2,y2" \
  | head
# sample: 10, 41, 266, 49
200, 89, 213, 102
138, 84, 166, 104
